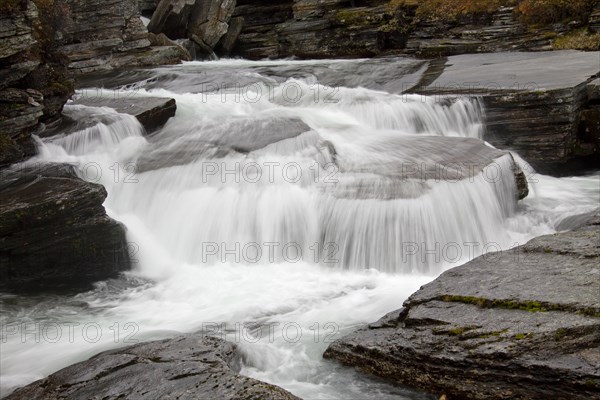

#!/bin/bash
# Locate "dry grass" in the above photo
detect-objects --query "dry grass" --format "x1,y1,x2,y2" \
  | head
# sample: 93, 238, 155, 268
516, 0, 593, 25
553, 28, 600, 50
387, 0, 593, 25
415, 0, 511, 21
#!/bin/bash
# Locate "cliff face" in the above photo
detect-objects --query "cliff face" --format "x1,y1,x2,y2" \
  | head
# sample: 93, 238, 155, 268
0, 0, 187, 167
58, 0, 184, 74
227, 0, 599, 59
231, 0, 402, 59
0, 0, 73, 167
140, 1, 599, 60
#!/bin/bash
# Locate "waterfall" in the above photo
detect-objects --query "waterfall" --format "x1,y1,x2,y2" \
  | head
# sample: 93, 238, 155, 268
5, 59, 598, 400
33, 81, 514, 276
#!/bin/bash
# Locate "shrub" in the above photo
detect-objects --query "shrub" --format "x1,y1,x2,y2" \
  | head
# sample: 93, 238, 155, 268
516, 0, 593, 25
414, 0, 513, 21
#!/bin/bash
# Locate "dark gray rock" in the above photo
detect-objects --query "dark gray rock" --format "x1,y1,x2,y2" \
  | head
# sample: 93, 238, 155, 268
228, 2, 596, 60
412, 51, 600, 172
0, 163, 130, 293
0, 88, 43, 167
0, 1, 73, 167
231, 1, 400, 59
324, 212, 600, 400
403, 6, 559, 57
148, 0, 237, 55
58, 0, 186, 75
326, 136, 529, 200
71, 96, 177, 133
6, 335, 300, 400
215, 16, 244, 55
188, 0, 236, 48
139, 0, 159, 15
147, 0, 196, 38
148, 32, 193, 60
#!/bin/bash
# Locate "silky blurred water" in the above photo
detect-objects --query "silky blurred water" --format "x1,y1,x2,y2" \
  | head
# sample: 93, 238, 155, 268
1, 58, 598, 399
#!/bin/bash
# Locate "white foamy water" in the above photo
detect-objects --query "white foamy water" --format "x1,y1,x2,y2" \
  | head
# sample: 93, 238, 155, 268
1, 59, 598, 399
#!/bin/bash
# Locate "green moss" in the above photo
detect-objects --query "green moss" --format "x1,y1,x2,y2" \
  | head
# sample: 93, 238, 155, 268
555, 328, 567, 341
448, 327, 469, 335
334, 9, 383, 27
476, 329, 509, 338
514, 333, 527, 340
440, 295, 552, 313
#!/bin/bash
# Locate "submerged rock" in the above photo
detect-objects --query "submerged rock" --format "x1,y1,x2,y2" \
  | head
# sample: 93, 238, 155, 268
0, 163, 130, 293
324, 211, 600, 400
6, 335, 300, 400
71, 96, 177, 133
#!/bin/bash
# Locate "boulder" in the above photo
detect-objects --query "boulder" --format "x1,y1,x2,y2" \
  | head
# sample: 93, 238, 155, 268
0, 163, 130, 293
215, 16, 244, 55
188, 0, 236, 48
6, 335, 300, 400
324, 211, 600, 400
148, 0, 237, 54
71, 96, 177, 133
148, 32, 193, 60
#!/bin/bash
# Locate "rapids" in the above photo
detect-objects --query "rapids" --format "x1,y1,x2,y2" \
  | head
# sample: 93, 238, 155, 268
1, 58, 598, 399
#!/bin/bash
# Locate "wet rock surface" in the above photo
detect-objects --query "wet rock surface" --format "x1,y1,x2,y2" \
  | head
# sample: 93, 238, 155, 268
412, 51, 600, 172
148, 0, 236, 56
59, 0, 185, 74
228, 1, 598, 60
0, 0, 74, 167
324, 211, 600, 400
6, 335, 300, 400
0, 163, 130, 293
71, 96, 177, 133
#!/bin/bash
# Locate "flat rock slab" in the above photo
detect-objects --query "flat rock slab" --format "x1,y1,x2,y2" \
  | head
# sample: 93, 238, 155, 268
6, 335, 300, 400
413, 51, 600, 171
418, 51, 600, 92
324, 211, 600, 400
71, 96, 177, 133
0, 163, 130, 293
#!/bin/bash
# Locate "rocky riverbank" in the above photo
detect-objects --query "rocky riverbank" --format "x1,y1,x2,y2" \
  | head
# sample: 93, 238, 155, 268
139, 1, 600, 59
324, 210, 600, 400
5, 335, 300, 399
0, 0, 188, 167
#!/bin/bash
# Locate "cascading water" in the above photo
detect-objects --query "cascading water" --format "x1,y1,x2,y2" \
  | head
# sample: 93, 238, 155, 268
1, 58, 598, 399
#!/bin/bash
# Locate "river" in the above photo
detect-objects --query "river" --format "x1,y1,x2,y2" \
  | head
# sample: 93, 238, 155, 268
1, 58, 598, 399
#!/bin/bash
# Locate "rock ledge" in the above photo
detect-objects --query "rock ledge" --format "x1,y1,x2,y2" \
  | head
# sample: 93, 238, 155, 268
324, 211, 600, 400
